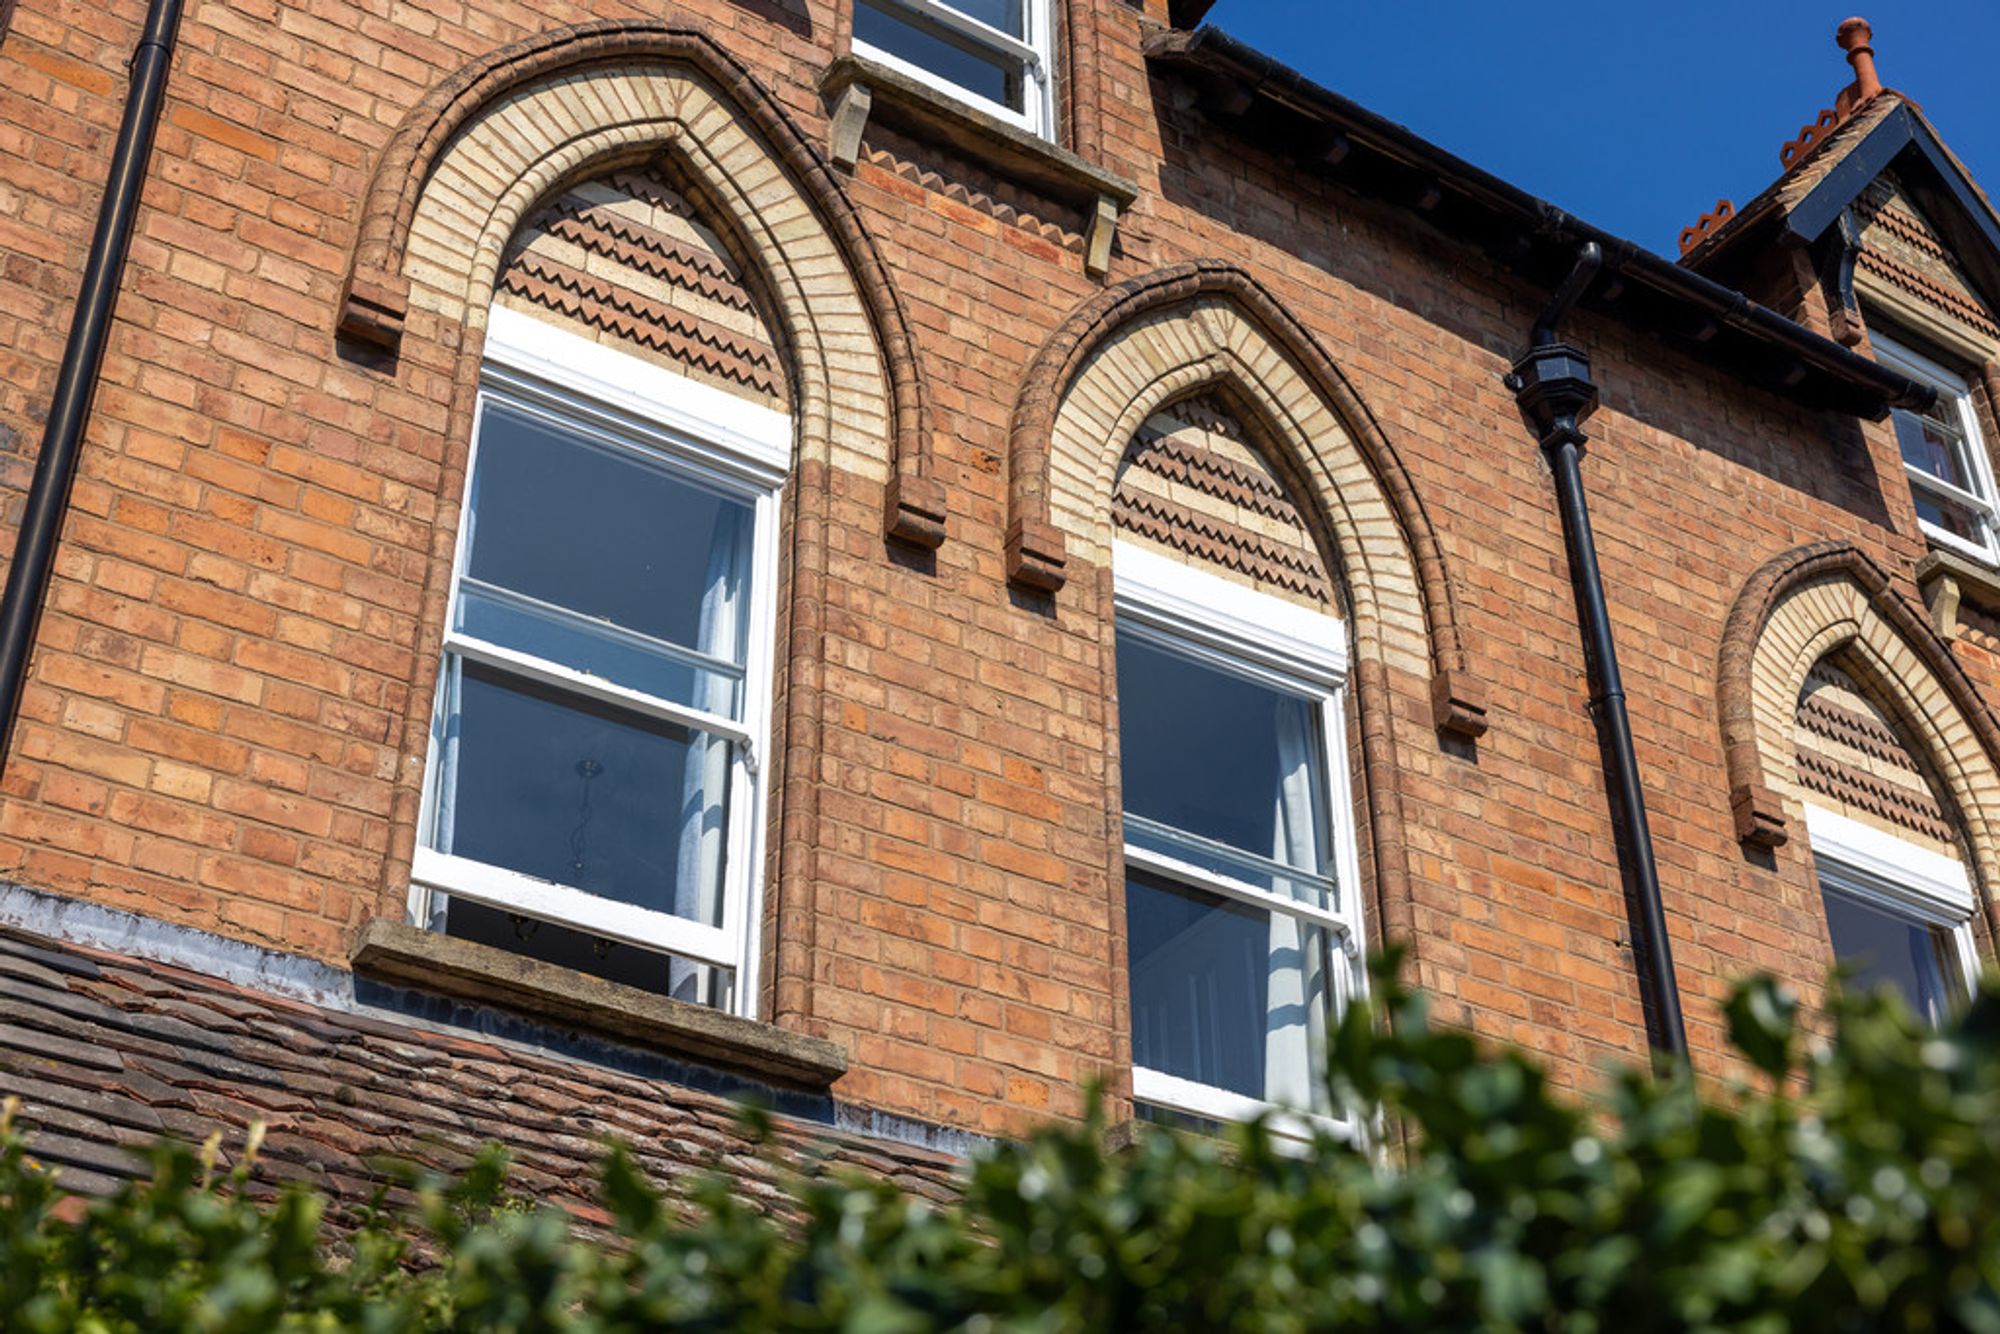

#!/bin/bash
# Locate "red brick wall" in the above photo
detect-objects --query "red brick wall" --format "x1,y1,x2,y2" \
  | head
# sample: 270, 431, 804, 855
0, 0, 1986, 1134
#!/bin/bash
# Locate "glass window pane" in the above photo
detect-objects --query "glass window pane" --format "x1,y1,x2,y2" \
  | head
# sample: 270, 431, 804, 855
436, 660, 732, 926
1821, 885, 1960, 1025
1911, 482, 1987, 546
937, 0, 1023, 38
854, 0, 1024, 110
441, 897, 731, 1007
1894, 404, 1973, 492
1117, 632, 1330, 874
465, 402, 755, 671
1123, 816, 1336, 915
457, 585, 743, 718
1126, 869, 1331, 1113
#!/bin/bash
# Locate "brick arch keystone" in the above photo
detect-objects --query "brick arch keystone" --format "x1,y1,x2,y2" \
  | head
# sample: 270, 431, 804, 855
1006, 260, 1487, 738
336, 19, 945, 546
1719, 541, 2000, 913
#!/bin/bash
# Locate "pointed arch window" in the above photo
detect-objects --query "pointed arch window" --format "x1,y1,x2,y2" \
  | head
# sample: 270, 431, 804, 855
410, 308, 786, 1014
1115, 542, 1366, 1132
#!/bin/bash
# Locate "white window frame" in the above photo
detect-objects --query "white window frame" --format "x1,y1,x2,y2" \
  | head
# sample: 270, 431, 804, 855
1875, 332, 2000, 566
1113, 540, 1367, 1140
852, 0, 1056, 138
408, 306, 788, 1017
1805, 803, 1979, 1008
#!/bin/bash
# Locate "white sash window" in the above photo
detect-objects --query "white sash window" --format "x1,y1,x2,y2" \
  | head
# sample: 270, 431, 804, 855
1877, 333, 1999, 565
1807, 804, 1977, 1026
411, 310, 785, 1015
1114, 543, 1366, 1136
853, 0, 1055, 137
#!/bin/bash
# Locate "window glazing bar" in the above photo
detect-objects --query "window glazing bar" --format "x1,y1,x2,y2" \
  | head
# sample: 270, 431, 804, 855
443, 633, 755, 748
456, 577, 746, 682
879, 0, 1041, 65
411, 847, 738, 969
1123, 840, 1345, 930
1908, 471, 1996, 517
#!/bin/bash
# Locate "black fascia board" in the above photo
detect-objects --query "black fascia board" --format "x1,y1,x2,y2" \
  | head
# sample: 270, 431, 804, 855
1783, 104, 2000, 320
1146, 25, 1931, 420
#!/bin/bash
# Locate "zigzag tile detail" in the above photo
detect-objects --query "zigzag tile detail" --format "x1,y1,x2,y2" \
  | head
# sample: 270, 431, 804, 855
1111, 492, 1331, 603
1857, 249, 2000, 340
1796, 749, 1955, 843
541, 203, 758, 315
1797, 691, 1924, 773
500, 256, 784, 399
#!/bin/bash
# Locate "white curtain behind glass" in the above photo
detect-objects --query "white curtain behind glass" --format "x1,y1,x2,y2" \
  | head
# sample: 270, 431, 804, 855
1265, 701, 1328, 1110
671, 506, 747, 1001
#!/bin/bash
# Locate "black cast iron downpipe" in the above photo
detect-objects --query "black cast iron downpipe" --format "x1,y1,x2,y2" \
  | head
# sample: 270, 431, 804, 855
1510, 242, 1691, 1067
0, 0, 184, 766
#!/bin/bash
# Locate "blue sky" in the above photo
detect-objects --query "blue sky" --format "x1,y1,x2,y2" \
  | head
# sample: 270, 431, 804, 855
1202, 2, 1998, 259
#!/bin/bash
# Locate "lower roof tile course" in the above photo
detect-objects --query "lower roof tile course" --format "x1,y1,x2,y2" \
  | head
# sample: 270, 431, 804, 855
0, 924, 963, 1218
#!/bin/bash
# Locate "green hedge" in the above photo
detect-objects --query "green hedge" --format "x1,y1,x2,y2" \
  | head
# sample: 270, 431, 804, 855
5, 955, 1999, 1331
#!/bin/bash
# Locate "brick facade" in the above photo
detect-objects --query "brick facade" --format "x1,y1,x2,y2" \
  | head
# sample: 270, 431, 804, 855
0, 0, 1998, 1186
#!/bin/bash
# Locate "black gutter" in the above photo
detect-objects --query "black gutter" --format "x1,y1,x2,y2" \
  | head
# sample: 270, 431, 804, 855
1146, 25, 1934, 418
1508, 244, 1689, 1066
0, 0, 184, 766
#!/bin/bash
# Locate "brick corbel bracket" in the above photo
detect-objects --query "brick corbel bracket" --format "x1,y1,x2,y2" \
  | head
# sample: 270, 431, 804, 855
335, 20, 949, 550
1717, 540, 2000, 849
818, 55, 1139, 281
1007, 260, 1489, 740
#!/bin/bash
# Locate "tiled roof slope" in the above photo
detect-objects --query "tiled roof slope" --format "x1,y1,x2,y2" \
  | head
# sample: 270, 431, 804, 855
0, 925, 961, 1219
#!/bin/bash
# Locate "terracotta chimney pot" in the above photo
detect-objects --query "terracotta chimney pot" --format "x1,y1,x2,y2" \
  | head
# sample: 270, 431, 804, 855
1835, 17, 1882, 117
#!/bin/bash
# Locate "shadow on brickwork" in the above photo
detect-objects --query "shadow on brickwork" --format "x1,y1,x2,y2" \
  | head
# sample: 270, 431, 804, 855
730, 0, 811, 38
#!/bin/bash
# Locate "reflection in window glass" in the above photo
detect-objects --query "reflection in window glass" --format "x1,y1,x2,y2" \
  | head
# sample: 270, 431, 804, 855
437, 662, 731, 926
1911, 488, 1985, 545
936, 0, 1022, 37
1117, 632, 1329, 871
854, 0, 1020, 110
1876, 332, 1996, 561
1821, 885, 1960, 1026
465, 402, 754, 674
1126, 869, 1332, 1113
1893, 403, 1973, 491
442, 897, 730, 1006
1117, 618, 1341, 1118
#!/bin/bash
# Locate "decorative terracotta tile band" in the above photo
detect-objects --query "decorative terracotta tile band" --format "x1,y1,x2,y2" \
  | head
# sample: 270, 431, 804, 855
1716, 541, 2000, 852
1795, 748, 1955, 843
539, 206, 760, 316
1004, 260, 1488, 740
1856, 249, 2000, 340
499, 255, 785, 400
334, 19, 946, 549
1124, 428, 1304, 524
1798, 684, 1925, 774
1110, 493, 1332, 604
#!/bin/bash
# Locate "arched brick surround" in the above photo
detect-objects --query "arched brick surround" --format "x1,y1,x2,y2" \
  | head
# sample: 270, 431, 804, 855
1719, 542, 2000, 933
1006, 260, 1486, 738
352, 22, 947, 1029
337, 20, 946, 544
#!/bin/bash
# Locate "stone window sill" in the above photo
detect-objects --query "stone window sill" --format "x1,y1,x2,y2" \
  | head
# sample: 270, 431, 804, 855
1916, 546, 2000, 642
819, 54, 1139, 276
350, 919, 848, 1089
